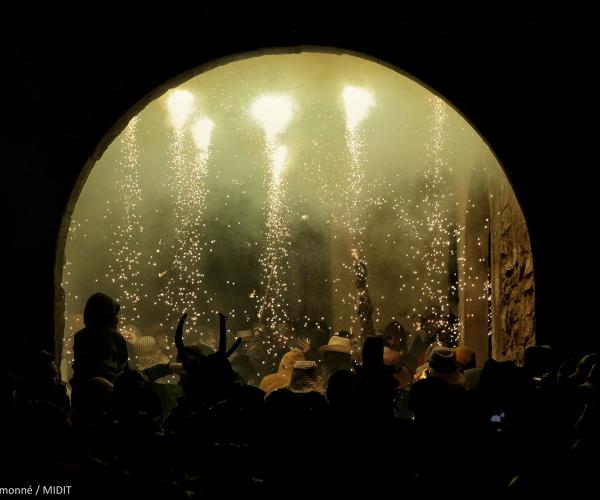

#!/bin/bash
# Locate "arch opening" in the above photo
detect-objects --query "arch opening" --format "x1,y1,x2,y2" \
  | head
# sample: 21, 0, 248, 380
57, 49, 535, 384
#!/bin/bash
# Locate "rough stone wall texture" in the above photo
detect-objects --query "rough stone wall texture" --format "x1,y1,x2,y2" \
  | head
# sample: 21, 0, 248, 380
490, 174, 536, 365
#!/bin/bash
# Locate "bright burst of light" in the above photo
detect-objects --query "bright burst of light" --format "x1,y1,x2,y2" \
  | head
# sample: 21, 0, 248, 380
342, 86, 375, 132
167, 90, 195, 131
191, 116, 214, 153
251, 94, 294, 141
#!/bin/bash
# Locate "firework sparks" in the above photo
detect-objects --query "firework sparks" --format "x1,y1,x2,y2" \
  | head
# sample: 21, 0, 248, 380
159, 91, 215, 332
252, 95, 294, 343
418, 97, 458, 343
107, 116, 145, 325
62, 54, 508, 378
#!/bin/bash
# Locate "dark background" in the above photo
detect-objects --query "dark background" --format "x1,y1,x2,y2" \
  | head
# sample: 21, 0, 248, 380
2, 3, 596, 370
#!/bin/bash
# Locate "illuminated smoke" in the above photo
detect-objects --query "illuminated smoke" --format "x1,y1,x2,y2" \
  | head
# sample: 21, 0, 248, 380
62, 54, 506, 378
342, 86, 375, 132
251, 94, 293, 140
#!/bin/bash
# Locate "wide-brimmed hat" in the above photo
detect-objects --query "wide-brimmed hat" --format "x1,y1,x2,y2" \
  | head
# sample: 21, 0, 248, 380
426, 346, 466, 385
318, 335, 352, 355
288, 360, 323, 393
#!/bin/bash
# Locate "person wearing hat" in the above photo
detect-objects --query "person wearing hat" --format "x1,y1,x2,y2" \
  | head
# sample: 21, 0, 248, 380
71, 292, 128, 387
120, 323, 141, 366
350, 336, 398, 421
132, 335, 182, 382
134, 336, 169, 371
259, 348, 306, 397
131, 335, 184, 419
318, 334, 353, 388
287, 360, 323, 394
425, 346, 466, 387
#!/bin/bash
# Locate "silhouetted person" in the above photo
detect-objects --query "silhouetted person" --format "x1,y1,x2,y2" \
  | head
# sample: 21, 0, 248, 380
424, 346, 467, 389
259, 347, 305, 396
17, 349, 70, 412
318, 333, 353, 388
350, 336, 398, 422
326, 369, 356, 416
71, 293, 128, 389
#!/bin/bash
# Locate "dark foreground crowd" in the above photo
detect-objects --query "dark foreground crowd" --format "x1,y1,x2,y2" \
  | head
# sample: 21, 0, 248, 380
1, 293, 598, 499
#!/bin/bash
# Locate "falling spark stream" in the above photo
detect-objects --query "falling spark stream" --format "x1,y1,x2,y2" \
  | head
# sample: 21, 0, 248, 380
341, 86, 375, 335
107, 116, 144, 326
260, 143, 291, 328
62, 73, 499, 376
419, 96, 459, 343
251, 95, 294, 349
159, 91, 216, 332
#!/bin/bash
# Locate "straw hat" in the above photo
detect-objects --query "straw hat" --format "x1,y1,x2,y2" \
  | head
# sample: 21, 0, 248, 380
288, 360, 323, 393
317, 335, 352, 355
134, 336, 169, 370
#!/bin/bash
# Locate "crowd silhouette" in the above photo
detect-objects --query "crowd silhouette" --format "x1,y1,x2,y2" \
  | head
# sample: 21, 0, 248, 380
1, 292, 598, 499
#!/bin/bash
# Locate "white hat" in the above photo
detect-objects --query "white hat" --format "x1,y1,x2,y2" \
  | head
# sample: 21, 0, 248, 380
317, 335, 352, 354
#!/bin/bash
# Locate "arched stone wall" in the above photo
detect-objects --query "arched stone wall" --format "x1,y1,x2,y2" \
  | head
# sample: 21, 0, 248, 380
3, 5, 596, 372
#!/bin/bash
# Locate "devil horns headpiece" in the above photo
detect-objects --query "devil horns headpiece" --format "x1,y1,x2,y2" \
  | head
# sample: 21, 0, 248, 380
175, 312, 242, 363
